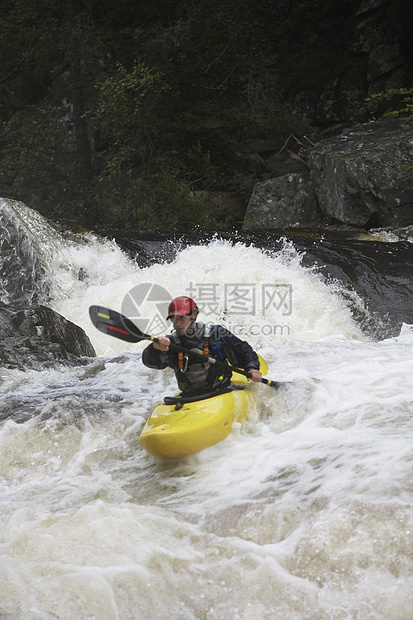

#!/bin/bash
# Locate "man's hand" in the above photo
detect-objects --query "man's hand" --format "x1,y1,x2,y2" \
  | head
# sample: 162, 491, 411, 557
248, 369, 263, 383
153, 336, 171, 352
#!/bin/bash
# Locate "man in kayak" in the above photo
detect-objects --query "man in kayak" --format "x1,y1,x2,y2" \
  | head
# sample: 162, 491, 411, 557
142, 295, 263, 394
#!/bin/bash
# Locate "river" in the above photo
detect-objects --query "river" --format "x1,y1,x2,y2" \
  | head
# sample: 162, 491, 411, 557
1, 199, 413, 619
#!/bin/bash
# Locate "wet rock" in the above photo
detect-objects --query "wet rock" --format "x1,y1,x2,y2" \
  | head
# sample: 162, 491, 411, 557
0, 198, 63, 305
283, 0, 412, 126
308, 118, 413, 227
0, 305, 96, 370
263, 153, 308, 178
243, 118, 413, 230
243, 171, 322, 229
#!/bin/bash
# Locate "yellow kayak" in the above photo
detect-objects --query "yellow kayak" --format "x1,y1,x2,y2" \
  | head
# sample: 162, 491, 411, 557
139, 356, 268, 459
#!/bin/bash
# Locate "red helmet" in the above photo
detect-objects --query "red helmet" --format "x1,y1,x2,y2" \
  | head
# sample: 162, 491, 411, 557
167, 296, 198, 320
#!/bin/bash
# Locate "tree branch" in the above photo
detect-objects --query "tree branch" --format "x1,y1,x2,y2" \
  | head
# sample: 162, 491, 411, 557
0, 35, 41, 85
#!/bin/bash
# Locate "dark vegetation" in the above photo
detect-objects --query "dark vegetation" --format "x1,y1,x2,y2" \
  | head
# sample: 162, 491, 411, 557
0, 0, 412, 230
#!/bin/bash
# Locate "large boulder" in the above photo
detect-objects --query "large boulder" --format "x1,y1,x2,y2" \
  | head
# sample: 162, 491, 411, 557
308, 119, 413, 227
0, 199, 96, 369
243, 118, 413, 230
243, 172, 322, 229
0, 305, 96, 370
0, 198, 55, 305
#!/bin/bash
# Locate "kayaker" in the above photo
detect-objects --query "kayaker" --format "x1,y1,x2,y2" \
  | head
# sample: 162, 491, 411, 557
142, 295, 263, 394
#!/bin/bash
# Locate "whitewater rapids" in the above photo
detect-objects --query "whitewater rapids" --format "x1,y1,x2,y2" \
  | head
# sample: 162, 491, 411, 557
0, 215, 412, 619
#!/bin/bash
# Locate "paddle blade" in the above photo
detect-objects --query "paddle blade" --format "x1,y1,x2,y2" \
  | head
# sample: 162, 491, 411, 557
89, 305, 149, 343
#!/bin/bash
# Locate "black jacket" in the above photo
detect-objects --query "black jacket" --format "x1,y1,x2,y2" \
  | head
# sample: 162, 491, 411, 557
142, 323, 259, 392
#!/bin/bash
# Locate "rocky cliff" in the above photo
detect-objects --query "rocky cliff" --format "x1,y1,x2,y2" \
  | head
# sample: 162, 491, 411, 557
0, 305, 96, 370
243, 118, 413, 230
0, 199, 96, 368
241, 0, 413, 231
277, 0, 413, 129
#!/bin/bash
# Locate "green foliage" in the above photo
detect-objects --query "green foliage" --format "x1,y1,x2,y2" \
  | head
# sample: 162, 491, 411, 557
0, 0, 63, 112
0, 104, 85, 216
92, 60, 228, 228
94, 61, 169, 149
366, 88, 413, 128
0, 0, 304, 229
365, 87, 413, 180
112, 171, 225, 230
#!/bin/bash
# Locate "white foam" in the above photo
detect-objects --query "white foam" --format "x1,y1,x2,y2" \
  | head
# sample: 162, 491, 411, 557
1, 228, 412, 619
50, 236, 363, 355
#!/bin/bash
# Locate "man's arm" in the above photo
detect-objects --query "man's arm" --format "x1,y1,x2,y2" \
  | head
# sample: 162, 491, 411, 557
142, 342, 171, 369
212, 326, 262, 381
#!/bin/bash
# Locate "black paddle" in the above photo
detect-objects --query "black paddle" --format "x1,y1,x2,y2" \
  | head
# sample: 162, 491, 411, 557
89, 305, 284, 389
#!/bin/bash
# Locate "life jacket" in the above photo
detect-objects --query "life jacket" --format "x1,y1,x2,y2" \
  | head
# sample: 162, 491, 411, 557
171, 324, 230, 393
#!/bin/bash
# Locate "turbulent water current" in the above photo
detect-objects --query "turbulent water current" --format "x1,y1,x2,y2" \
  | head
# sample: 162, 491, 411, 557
1, 199, 413, 619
